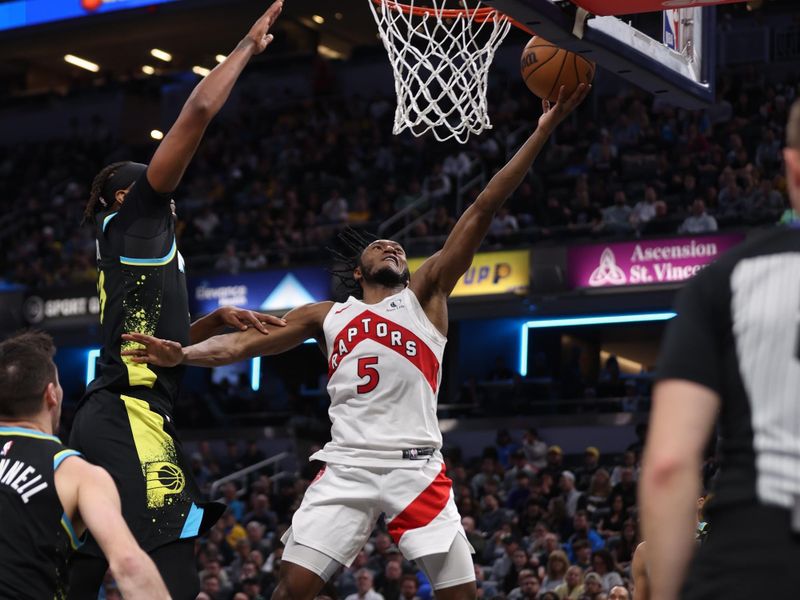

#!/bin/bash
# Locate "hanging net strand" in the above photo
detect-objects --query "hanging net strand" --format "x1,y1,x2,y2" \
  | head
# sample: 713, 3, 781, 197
368, 0, 513, 144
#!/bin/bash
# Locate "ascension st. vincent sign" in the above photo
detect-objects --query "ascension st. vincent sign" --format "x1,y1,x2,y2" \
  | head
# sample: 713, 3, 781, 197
567, 233, 745, 289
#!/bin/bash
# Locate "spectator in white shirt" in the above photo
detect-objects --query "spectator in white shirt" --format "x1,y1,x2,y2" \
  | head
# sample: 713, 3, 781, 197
678, 199, 718, 234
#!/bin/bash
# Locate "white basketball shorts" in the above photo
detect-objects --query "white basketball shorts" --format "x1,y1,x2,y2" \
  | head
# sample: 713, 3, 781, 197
281, 457, 471, 567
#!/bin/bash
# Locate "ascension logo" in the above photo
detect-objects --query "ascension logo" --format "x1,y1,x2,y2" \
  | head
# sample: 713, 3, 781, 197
588, 248, 627, 287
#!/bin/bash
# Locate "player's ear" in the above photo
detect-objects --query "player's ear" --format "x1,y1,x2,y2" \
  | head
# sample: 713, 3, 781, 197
43, 382, 58, 410
353, 265, 363, 284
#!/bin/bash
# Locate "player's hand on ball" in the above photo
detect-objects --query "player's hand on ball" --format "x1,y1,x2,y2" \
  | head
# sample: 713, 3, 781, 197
121, 333, 184, 367
243, 0, 283, 55
538, 83, 591, 134
215, 306, 287, 334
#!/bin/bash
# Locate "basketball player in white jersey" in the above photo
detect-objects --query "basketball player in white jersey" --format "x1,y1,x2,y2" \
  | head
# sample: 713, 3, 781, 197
122, 83, 589, 600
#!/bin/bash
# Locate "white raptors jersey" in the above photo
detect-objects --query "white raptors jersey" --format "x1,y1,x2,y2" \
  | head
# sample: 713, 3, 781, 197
310, 288, 447, 469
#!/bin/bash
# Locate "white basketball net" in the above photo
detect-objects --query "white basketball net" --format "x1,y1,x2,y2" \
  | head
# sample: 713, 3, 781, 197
368, 0, 512, 144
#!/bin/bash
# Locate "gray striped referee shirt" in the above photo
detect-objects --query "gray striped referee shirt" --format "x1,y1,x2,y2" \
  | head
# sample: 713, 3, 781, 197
657, 227, 800, 512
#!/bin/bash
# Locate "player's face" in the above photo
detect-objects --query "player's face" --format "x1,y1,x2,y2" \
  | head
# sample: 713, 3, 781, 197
357, 240, 410, 288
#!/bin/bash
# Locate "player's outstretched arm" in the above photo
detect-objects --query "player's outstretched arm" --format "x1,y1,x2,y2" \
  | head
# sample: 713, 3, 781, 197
146, 0, 283, 193
122, 301, 332, 367
56, 458, 171, 600
189, 306, 287, 344
413, 84, 590, 297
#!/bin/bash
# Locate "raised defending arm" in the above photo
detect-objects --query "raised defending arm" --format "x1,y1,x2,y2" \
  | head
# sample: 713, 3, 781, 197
146, 1, 282, 193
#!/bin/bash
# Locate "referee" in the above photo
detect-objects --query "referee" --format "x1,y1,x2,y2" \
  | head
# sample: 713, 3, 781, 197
641, 99, 800, 599
0, 331, 169, 600
68, 2, 285, 598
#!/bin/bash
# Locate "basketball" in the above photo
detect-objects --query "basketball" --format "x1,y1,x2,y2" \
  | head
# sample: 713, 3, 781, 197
521, 36, 596, 103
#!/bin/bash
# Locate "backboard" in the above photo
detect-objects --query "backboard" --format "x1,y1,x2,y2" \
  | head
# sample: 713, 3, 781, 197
482, 0, 720, 109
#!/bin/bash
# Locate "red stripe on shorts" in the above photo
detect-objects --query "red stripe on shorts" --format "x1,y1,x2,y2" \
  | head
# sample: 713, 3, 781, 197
387, 465, 452, 543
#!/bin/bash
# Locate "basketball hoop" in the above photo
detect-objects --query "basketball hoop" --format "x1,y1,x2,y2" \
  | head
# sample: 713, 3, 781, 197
367, 0, 513, 143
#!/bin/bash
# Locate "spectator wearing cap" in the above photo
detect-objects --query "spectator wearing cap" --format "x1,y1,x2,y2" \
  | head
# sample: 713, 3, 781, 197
345, 569, 385, 600
522, 428, 548, 470
554, 565, 585, 600
541, 445, 565, 482
574, 447, 601, 492
565, 511, 605, 562
560, 471, 583, 518
579, 573, 605, 600
541, 549, 570, 592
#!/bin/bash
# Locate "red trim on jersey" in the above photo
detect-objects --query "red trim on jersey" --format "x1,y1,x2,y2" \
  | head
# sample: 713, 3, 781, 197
328, 310, 440, 392
387, 464, 451, 543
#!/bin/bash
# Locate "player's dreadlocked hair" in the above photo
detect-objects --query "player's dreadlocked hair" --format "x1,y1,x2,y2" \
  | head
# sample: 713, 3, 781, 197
83, 161, 128, 224
328, 227, 377, 300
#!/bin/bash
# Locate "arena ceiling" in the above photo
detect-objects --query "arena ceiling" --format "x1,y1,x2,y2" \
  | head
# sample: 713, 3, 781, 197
0, 0, 379, 95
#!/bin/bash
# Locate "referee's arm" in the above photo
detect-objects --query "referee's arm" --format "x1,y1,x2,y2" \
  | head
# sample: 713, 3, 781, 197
641, 380, 718, 600
641, 273, 722, 600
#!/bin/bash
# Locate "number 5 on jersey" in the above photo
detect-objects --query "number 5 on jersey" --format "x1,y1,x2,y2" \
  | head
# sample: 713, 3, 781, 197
357, 357, 380, 394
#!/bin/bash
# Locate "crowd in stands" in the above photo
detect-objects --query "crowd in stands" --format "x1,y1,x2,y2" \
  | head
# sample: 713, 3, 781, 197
132, 428, 666, 600
1, 62, 797, 289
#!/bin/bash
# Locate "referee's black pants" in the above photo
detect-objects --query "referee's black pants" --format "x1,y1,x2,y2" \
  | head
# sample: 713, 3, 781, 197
683, 503, 800, 599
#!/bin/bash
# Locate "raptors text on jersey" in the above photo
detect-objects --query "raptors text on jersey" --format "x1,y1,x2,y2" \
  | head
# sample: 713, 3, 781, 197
311, 288, 447, 468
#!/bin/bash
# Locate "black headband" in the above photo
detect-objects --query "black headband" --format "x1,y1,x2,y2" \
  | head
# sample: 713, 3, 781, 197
100, 162, 147, 207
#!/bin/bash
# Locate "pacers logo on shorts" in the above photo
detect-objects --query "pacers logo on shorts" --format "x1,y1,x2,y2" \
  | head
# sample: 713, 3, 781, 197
144, 461, 185, 508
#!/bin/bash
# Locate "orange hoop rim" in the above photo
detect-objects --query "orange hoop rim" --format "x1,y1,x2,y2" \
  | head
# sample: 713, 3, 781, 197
371, 0, 505, 22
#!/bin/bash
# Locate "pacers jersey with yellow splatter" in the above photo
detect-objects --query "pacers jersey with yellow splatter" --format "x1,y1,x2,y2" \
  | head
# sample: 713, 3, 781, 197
85, 171, 190, 415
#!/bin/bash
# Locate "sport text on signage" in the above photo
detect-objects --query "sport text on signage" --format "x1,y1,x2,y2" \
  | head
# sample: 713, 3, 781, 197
567, 234, 744, 289
408, 250, 529, 298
